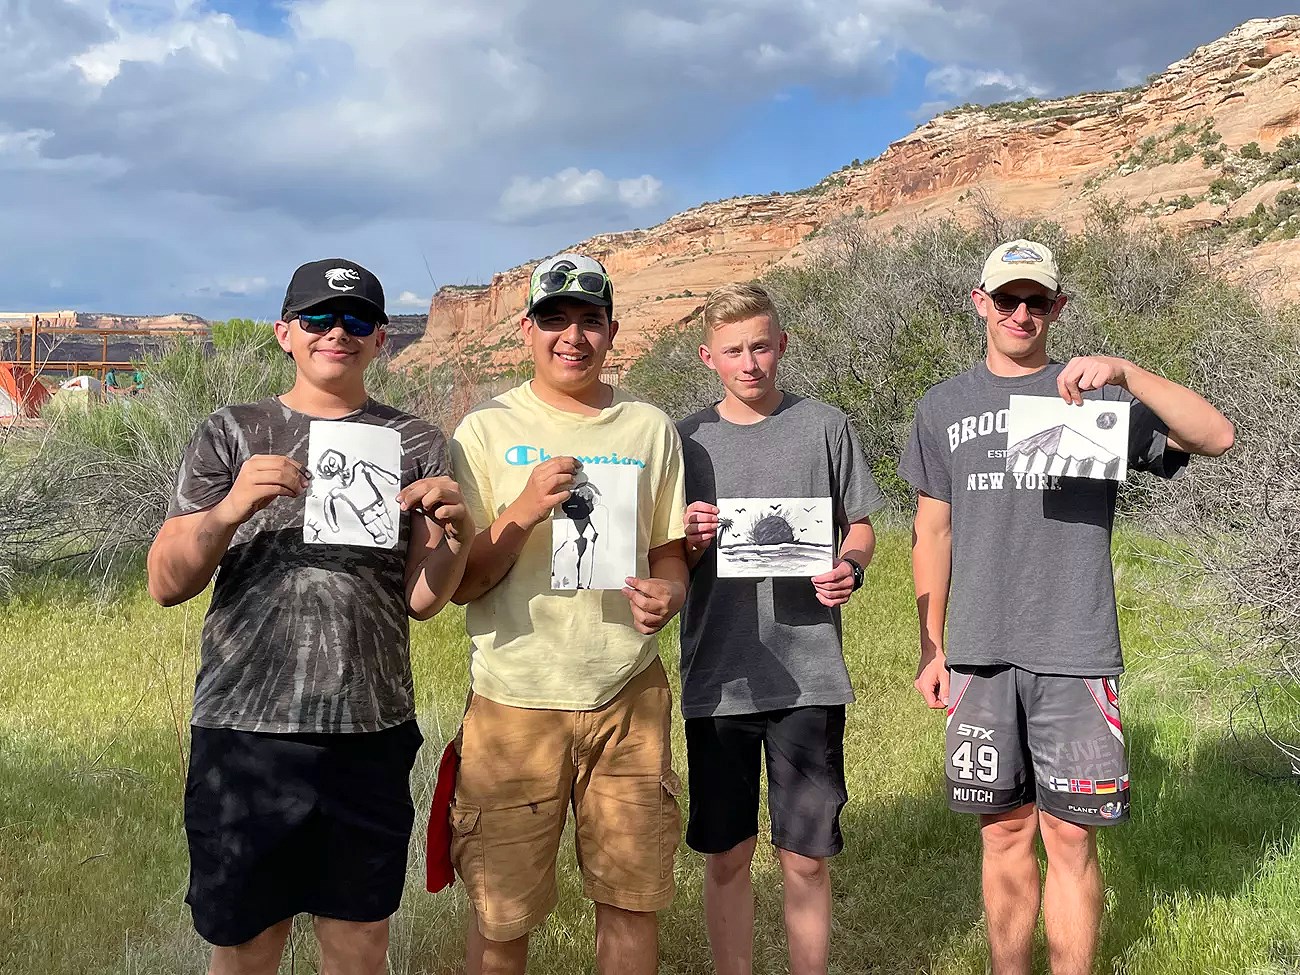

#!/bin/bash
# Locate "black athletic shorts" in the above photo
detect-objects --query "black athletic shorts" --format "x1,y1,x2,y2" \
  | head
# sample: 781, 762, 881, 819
684, 706, 848, 858
945, 666, 1130, 826
184, 720, 423, 947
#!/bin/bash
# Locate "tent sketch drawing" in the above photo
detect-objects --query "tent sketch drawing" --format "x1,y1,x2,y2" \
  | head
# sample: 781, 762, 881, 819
304, 422, 402, 548
716, 497, 834, 578
1005, 395, 1131, 482
551, 465, 637, 590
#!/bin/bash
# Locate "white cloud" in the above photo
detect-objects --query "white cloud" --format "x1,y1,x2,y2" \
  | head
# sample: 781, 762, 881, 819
924, 65, 1048, 104
498, 169, 665, 223
0, 0, 1289, 317
395, 291, 428, 308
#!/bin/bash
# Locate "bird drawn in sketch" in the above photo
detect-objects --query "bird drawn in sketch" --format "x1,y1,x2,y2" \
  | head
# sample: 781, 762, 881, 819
308, 448, 401, 545
552, 478, 605, 589
802, 505, 817, 512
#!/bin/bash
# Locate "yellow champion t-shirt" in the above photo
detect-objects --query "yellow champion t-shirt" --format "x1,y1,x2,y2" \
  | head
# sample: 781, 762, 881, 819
450, 381, 687, 710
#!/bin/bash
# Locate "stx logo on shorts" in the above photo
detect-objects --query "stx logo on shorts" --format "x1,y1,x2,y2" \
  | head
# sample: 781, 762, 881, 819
956, 723, 994, 740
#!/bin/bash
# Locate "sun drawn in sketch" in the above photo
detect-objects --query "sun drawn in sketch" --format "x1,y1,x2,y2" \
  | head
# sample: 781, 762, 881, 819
1097, 411, 1118, 430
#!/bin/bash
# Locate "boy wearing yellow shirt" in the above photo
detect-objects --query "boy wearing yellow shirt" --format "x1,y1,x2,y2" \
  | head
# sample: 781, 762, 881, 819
448, 253, 689, 975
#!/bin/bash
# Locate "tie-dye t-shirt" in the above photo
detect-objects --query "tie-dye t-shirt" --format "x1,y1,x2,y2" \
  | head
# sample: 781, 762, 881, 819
167, 397, 449, 733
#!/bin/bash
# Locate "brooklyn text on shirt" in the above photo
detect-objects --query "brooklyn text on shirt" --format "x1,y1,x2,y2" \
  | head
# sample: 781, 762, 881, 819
503, 444, 647, 469
947, 409, 1009, 452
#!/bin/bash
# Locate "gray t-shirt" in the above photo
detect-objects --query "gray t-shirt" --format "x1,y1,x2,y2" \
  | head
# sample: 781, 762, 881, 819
677, 394, 886, 718
167, 397, 449, 733
898, 362, 1188, 676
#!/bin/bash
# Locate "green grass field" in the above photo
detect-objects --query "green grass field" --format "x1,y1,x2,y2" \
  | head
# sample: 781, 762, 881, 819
2, 531, 1298, 974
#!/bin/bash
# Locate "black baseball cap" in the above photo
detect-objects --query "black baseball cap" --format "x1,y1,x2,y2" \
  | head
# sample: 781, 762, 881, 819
281, 258, 388, 324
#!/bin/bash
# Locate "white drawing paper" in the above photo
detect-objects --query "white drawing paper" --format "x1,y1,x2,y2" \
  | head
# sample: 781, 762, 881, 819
716, 497, 835, 578
551, 465, 638, 590
1005, 395, 1131, 482
304, 421, 402, 548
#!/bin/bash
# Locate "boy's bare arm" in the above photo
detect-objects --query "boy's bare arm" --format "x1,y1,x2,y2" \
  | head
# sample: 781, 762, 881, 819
1056, 356, 1235, 456
451, 456, 580, 604
912, 492, 952, 709
147, 454, 308, 606
400, 476, 475, 621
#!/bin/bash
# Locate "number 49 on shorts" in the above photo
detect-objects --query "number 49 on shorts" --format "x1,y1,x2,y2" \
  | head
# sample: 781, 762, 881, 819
950, 741, 999, 783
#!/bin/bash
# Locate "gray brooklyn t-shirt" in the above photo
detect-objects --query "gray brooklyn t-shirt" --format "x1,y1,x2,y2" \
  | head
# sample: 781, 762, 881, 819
898, 362, 1188, 676
167, 397, 449, 733
677, 394, 886, 718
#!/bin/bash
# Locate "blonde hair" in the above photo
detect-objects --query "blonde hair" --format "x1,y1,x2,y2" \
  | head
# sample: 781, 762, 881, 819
701, 282, 781, 335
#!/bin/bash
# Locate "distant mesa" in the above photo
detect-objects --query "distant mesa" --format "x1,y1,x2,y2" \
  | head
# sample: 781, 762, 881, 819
1007, 425, 1121, 479
393, 16, 1300, 375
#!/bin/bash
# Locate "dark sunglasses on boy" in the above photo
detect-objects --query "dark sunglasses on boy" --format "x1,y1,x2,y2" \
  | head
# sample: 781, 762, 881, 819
294, 312, 381, 337
985, 290, 1058, 316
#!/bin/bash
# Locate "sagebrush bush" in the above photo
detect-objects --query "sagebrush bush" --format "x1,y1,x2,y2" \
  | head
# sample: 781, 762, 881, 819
0, 337, 463, 588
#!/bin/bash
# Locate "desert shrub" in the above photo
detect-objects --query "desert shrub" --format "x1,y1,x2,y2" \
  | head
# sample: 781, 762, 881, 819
1209, 176, 1246, 200
1241, 141, 1264, 160
210, 317, 277, 353
0, 336, 462, 586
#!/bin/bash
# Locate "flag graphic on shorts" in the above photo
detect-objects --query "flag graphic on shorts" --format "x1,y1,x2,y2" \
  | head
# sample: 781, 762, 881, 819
1048, 776, 1070, 792
1070, 779, 1095, 794
1119, 773, 1130, 789
1095, 778, 1118, 794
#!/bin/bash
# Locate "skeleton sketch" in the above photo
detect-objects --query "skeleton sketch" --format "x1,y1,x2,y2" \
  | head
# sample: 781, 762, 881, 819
304, 422, 403, 548
551, 466, 637, 590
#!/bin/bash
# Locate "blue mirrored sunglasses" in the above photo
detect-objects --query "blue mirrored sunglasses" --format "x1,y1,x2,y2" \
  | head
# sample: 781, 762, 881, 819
296, 312, 380, 337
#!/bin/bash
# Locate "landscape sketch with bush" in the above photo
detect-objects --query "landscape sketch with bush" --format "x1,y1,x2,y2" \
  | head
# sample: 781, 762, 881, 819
2, 15, 1299, 975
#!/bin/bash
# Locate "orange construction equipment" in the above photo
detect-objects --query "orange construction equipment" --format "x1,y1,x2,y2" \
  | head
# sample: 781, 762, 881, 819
0, 363, 52, 419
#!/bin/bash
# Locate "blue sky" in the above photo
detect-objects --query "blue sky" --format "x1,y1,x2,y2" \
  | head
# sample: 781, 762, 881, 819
1, 1, 1293, 319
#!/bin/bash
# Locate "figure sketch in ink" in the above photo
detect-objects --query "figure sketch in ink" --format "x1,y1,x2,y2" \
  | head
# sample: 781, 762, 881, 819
550, 465, 638, 590
1005, 395, 1131, 482
716, 497, 834, 578
303, 421, 403, 548
306, 448, 400, 545
552, 478, 605, 589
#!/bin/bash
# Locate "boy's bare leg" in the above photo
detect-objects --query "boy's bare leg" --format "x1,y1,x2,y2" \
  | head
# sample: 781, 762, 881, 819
314, 917, 390, 975
704, 837, 758, 975
777, 848, 831, 975
595, 903, 658, 975
465, 909, 530, 975
208, 918, 293, 975
1039, 812, 1102, 975
980, 805, 1041, 975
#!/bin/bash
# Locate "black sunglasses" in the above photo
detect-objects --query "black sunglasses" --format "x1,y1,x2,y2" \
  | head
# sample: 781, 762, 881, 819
295, 312, 380, 337
986, 291, 1057, 316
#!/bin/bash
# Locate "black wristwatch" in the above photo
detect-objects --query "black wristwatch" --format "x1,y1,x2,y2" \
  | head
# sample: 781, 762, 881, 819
843, 556, 865, 591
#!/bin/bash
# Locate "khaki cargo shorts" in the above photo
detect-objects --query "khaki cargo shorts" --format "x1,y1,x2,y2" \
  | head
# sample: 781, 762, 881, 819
450, 657, 682, 942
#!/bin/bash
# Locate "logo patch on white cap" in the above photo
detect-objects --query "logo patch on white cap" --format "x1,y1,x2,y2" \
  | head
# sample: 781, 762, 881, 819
325, 267, 360, 292
1002, 245, 1044, 264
